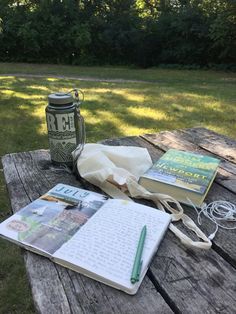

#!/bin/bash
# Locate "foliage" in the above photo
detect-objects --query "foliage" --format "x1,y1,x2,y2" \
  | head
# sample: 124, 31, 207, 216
0, 0, 235, 67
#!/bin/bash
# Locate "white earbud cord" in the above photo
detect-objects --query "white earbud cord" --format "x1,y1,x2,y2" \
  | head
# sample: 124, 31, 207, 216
187, 198, 236, 240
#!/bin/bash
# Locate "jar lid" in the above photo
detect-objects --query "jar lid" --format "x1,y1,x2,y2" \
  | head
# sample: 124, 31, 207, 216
48, 92, 73, 105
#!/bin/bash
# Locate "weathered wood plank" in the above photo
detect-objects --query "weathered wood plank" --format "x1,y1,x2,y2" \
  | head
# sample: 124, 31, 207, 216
142, 129, 236, 173
179, 185, 236, 269
150, 231, 236, 314
2, 154, 32, 210
141, 129, 236, 194
24, 253, 72, 314
2, 128, 236, 314
102, 134, 236, 312
181, 127, 236, 163
1, 149, 172, 314
55, 267, 171, 314
179, 128, 236, 175
140, 130, 236, 266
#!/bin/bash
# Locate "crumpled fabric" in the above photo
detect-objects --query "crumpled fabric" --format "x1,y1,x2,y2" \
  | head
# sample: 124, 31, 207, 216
74, 143, 211, 250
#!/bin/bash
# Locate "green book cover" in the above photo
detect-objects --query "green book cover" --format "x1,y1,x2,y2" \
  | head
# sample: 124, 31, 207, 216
143, 149, 220, 195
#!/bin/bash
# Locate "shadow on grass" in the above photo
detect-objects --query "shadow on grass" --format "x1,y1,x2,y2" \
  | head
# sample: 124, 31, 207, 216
1, 75, 236, 155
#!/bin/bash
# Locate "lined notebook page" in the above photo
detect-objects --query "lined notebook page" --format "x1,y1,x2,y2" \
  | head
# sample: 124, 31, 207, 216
53, 199, 170, 292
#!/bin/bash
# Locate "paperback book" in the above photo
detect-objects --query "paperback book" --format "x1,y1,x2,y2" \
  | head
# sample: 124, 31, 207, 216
139, 149, 220, 207
0, 183, 171, 295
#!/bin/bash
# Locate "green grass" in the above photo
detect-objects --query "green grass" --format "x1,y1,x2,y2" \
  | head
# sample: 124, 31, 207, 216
1, 61, 236, 83
0, 62, 235, 313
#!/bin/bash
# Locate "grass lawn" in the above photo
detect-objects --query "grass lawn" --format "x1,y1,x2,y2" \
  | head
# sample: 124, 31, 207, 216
0, 62, 236, 312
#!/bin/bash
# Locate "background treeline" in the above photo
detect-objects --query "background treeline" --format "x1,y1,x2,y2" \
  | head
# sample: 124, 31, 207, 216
0, 0, 235, 69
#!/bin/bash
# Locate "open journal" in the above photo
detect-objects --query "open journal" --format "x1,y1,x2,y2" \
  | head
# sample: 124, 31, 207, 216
0, 183, 171, 295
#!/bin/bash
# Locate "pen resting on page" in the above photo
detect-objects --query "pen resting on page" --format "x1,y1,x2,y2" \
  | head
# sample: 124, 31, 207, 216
130, 225, 147, 284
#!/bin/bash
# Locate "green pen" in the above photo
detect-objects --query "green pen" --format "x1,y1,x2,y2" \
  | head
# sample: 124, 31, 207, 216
130, 225, 147, 284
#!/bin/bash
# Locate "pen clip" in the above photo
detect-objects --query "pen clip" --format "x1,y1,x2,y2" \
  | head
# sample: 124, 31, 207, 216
130, 260, 143, 284
136, 260, 143, 282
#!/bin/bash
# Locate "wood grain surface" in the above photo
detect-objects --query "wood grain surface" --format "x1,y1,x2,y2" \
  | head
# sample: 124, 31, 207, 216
2, 127, 236, 314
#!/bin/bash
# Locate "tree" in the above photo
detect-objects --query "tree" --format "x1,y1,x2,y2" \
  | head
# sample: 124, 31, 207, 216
0, 0, 235, 67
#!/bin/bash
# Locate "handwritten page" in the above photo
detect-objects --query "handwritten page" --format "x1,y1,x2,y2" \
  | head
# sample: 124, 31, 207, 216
53, 199, 171, 293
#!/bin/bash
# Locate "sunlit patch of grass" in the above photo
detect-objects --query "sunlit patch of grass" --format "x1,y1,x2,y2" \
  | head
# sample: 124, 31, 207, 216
119, 124, 155, 136
1, 74, 235, 143
128, 107, 167, 120
112, 89, 145, 103
27, 85, 50, 91
46, 78, 59, 82
31, 106, 48, 135
87, 87, 113, 94
90, 110, 123, 127
0, 91, 44, 102
178, 92, 214, 100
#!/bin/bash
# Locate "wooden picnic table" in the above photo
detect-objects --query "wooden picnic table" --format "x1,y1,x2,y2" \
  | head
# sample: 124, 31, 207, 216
2, 127, 236, 314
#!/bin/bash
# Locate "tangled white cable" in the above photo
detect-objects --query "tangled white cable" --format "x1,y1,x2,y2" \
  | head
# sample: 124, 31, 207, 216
188, 199, 236, 240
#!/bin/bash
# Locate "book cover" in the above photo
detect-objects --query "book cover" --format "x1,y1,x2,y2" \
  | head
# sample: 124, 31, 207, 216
139, 149, 220, 206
